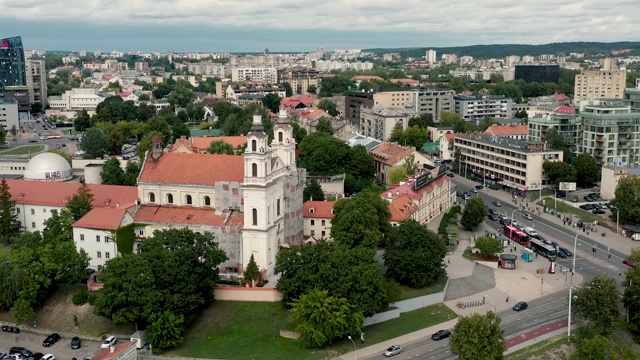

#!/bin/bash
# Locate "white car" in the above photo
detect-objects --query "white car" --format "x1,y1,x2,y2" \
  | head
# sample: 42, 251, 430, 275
41, 355, 55, 360
384, 345, 403, 357
523, 213, 533, 220
101, 336, 117, 349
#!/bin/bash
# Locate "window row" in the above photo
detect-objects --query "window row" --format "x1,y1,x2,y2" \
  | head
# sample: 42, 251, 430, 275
78, 234, 110, 242
148, 192, 211, 206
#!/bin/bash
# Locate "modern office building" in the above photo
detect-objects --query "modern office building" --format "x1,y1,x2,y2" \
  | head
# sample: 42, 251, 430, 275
573, 70, 626, 103
410, 88, 455, 121
0, 36, 26, 98
514, 64, 560, 84
453, 134, 563, 190
344, 91, 374, 126
454, 95, 513, 122
25, 59, 47, 109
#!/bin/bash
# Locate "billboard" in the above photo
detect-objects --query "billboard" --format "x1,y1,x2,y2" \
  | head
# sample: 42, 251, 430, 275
559, 182, 576, 191
414, 171, 432, 190
0, 41, 8, 49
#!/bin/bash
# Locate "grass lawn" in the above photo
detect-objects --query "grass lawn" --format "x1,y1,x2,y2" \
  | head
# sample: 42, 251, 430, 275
394, 276, 448, 301
0, 145, 45, 155
538, 197, 612, 230
0, 244, 11, 261
171, 301, 457, 360
527, 188, 556, 202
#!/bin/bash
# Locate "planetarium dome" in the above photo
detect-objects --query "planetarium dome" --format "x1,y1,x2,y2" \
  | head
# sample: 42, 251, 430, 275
24, 152, 73, 181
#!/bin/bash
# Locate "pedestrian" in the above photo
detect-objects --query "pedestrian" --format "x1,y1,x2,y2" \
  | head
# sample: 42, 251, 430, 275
448, 258, 450, 264
563, 219, 566, 226
506, 296, 509, 302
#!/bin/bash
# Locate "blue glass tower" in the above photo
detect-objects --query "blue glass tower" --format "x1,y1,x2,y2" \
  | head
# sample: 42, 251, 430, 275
0, 36, 26, 98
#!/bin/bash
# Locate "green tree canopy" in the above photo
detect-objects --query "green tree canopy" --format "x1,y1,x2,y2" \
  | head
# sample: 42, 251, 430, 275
318, 76, 354, 97
299, 132, 351, 176
408, 113, 434, 128
317, 99, 338, 117
315, 118, 333, 135
331, 191, 392, 249
388, 166, 407, 185
262, 93, 282, 113
573, 153, 599, 188
475, 236, 504, 258
461, 197, 485, 230
388, 125, 428, 149
623, 248, 640, 336
611, 176, 640, 225
73, 109, 91, 131
384, 220, 446, 288
542, 161, 576, 187
208, 140, 235, 155
290, 289, 364, 348
573, 276, 620, 335
100, 157, 125, 185
146, 311, 185, 350
66, 183, 94, 221
544, 128, 572, 162
168, 80, 195, 108
575, 335, 611, 360
303, 178, 325, 202
81, 127, 109, 158
0, 179, 21, 243
243, 254, 260, 287
450, 312, 506, 360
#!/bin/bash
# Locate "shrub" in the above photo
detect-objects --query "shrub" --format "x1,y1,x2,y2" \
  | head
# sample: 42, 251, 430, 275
217, 279, 242, 286
72, 289, 89, 305
87, 292, 98, 305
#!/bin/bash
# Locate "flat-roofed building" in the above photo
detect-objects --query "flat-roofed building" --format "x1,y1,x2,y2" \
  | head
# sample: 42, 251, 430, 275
359, 106, 415, 141
454, 94, 513, 122
410, 88, 455, 122
574, 70, 626, 103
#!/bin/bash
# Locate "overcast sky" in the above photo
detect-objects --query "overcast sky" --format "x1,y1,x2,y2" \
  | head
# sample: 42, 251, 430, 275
2, 0, 639, 52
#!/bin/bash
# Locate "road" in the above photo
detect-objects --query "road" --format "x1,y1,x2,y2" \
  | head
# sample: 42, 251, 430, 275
357, 178, 633, 360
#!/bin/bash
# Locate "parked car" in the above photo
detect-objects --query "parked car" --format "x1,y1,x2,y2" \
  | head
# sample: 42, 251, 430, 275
30, 353, 44, 360
383, 345, 403, 357
571, 196, 578, 203
522, 213, 533, 220
512, 301, 528, 311
592, 209, 606, 215
471, 188, 478, 193
9, 348, 32, 358
488, 208, 498, 215
492, 200, 502, 207
488, 214, 499, 221
558, 247, 573, 258
599, 203, 608, 209
71, 337, 81, 350
40, 355, 54, 360
556, 191, 567, 198
475, 185, 484, 190
579, 204, 594, 210
624, 259, 637, 268
101, 336, 117, 349
583, 195, 593, 202
589, 192, 600, 199
431, 329, 452, 341
2, 325, 20, 333
43, 333, 60, 347
456, 191, 463, 197
447, 173, 454, 177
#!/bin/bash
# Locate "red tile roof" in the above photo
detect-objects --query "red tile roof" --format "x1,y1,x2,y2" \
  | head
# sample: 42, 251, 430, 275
194, 136, 247, 150
554, 105, 575, 115
303, 201, 336, 219
443, 132, 459, 142
552, 92, 570, 101
351, 75, 384, 81
72, 207, 131, 230
388, 195, 419, 222
298, 108, 329, 120
484, 125, 528, 136
6, 180, 138, 208
139, 152, 244, 185
280, 95, 314, 108
134, 205, 244, 227
382, 169, 450, 202
369, 142, 415, 166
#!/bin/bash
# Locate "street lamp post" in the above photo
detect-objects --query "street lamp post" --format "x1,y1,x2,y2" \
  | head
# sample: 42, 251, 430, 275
510, 209, 517, 239
347, 335, 357, 360
553, 189, 557, 213
567, 233, 579, 339
610, 205, 619, 235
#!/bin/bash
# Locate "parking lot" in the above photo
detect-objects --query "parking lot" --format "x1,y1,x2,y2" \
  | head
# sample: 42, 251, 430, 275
0, 331, 102, 360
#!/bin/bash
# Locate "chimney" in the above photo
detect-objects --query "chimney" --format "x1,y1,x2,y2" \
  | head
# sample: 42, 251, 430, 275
152, 135, 163, 160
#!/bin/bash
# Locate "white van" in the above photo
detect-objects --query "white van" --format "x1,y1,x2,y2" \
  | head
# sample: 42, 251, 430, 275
101, 336, 117, 349
524, 227, 538, 238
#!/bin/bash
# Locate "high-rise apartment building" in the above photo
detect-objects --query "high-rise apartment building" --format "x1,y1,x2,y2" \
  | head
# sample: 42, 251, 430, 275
25, 59, 47, 109
573, 70, 626, 103
441, 54, 457, 64
277, 67, 319, 94
0, 36, 26, 98
454, 95, 513, 122
231, 67, 278, 83
426, 49, 437, 63
410, 88, 455, 121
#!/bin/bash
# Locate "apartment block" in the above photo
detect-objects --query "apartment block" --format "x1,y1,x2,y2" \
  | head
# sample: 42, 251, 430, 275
454, 134, 563, 190
410, 88, 455, 121
454, 95, 513, 122
359, 106, 414, 142
373, 88, 412, 108
277, 67, 319, 94
574, 70, 626, 103
426, 49, 437, 63
25, 59, 47, 109
441, 54, 458, 64
0, 99, 19, 131
231, 67, 278, 83
527, 109, 580, 159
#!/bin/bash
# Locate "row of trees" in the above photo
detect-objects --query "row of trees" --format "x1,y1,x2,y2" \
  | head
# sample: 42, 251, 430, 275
100, 158, 142, 186
543, 152, 599, 188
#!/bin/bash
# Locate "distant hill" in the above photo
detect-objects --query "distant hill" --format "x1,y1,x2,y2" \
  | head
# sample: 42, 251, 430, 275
364, 42, 640, 59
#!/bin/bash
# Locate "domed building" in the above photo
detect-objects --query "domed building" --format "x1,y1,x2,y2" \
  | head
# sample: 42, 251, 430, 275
24, 152, 73, 182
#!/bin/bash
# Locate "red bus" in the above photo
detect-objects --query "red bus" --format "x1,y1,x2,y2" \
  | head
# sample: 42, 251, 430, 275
502, 225, 530, 245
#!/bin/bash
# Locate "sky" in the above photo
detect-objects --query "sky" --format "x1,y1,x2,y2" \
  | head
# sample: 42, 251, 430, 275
2, 0, 639, 53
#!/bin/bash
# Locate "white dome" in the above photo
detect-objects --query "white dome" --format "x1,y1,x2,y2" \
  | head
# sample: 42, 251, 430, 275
24, 152, 73, 181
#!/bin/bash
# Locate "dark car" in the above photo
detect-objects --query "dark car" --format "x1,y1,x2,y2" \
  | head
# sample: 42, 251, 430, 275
488, 208, 498, 215
475, 185, 484, 190
571, 196, 578, 203
556, 191, 567, 198
3, 325, 20, 333
512, 301, 528, 311
431, 329, 452, 341
499, 217, 511, 226
43, 333, 60, 347
583, 195, 593, 202
71, 337, 81, 350
579, 204, 594, 210
9, 348, 32, 358
492, 200, 502, 207
447, 173, 454, 177
558, 247, 573, 258
456, 191, 463, 197
30, 353, 44, 360
592, 209, 605, 214
488, 214, 499, 221
589, 192, 600, 199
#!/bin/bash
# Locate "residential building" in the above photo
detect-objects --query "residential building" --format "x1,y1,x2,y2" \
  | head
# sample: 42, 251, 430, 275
172, 75, 197, 87
48, 88, 107, 113
453, 134, 564, 190
527, 106, 580, 157
441, 54, 457, 64
25, 59, 47, 109
169, 135, 247, 154
410, 88, 455, 121
0, 99, 19, 131
225, 84, 286, 100
389, 78, 420, 87
359, 106, 414, 142
372, 88, 412, 109
599, 165, 640, 200
278, 67, 319, 94
134, 62, 149, 73
439, 132, 458, 161
624, 82, 640, 110
369, 142, 433, 184
280, 94, 314, 109
454, 95, 513, 122
231, 67, 278, 83
0, 36, 26, 98
578, 100, 640, 166
351, 75, 384, 87
484, 124, 528, 140
344, 91, 374, 126
573, 70, 627, 103
514, 64, 560, 84
426, 126, 454, 143
426, 49, 437, 63
184, 62, 226, 77
303, 201, 335, 239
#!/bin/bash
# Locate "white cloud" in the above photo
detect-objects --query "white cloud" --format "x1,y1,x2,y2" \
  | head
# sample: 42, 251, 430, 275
1, 0, 638, 44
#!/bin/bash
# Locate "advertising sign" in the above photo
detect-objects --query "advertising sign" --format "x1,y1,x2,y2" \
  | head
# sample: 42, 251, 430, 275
559, 182, 577, 191
0, 41, 9, 49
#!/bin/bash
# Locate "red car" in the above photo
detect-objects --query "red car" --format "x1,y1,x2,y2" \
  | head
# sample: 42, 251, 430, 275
623, 259, 637, 268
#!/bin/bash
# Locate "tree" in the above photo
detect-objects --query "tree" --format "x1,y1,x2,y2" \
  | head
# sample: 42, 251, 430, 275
384, 220, 446, 288
572, 276, 620, 335
307, 85, 317, 94
542, 161, 576, 187
80, 127, 109, 158
575, 335, 611, 360
100, 157, 125, 185
388, 166, 407, 185
146, 311, 185, 350
477, 117, 498, 132
389, 125, 428, 149
450, 312, 506, 360
623, 249, 640, 335
543, 128, 571, 162
145, 116, 172, 144
275, 240, 386, 317
315, 118, 333, 134
408, 113, 434, 128
573, 153, 599, 188
291, 122, 308, 145
282, 82, 293, 97
299, 132, 351, 176
317, 99, 338, 117
73, 109, 91, 131
262, 93, 282, 113
611, 177, 640, 227
402, 153, 418, 175
318, 75, 355, 97
208, 140, 235, 155
123, 161, 142, 186
331, 192, 391, 249
0, 179, 21, 243
168, 80, 195, 108
475, 236, 504, 258
243, 254, 260, 287
66, 183, 94, 221
290, 289, 364, 348
461, 197, 485, 230
303, 178, 325, 202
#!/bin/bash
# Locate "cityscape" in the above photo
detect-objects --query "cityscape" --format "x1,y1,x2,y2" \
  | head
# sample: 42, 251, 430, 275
2, 22, 640, 360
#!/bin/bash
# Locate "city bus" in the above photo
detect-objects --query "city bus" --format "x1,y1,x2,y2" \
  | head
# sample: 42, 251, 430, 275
502, 225, 530, 245
528, 238, 557, 261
